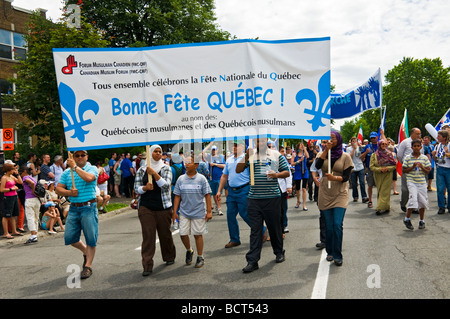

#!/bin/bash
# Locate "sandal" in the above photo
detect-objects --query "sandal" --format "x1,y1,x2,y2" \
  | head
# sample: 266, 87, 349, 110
368, 201, 373, 208
80, 266, 93, 279
11, 232, 24, 236
2, 235, 14, 239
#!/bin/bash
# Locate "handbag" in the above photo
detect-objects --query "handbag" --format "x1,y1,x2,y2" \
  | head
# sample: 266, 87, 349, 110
97, 171, 109, 184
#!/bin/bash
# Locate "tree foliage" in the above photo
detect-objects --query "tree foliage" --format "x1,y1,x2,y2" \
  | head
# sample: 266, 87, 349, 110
4, 13, 109, 153
341, 57, 450, 143
65, 0, 234, 47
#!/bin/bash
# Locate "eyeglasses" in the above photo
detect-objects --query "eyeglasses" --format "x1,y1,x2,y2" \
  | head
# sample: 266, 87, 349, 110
74, 154, 86, 158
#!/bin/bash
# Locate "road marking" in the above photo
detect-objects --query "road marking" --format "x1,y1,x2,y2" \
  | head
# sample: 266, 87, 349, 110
311, 249, 330, 299
134, 229, 180, 251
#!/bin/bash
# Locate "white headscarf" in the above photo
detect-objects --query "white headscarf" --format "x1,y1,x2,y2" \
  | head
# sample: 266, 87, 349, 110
148, 145, 165, 173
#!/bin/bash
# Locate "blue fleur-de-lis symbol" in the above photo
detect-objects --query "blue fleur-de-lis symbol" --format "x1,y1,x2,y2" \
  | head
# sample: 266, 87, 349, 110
296, 71, 331, 132
58, 82, 99, 143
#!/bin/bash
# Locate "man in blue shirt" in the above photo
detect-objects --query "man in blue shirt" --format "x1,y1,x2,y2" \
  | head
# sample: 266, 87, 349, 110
203, 144, 225, 215
216, 140, 251, 248
120, 152, 135, 198
361, 132, 378, 208
56, 150, 98, 280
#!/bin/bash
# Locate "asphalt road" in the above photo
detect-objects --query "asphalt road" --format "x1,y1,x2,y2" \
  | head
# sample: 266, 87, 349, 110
1, 180, 450, 303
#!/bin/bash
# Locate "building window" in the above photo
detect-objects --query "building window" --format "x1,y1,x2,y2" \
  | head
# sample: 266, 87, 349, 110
0, 29, 26, 61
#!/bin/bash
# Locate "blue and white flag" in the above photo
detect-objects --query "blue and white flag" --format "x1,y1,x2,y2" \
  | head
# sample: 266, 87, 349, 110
330, 68, 382, 119
435, 108, 450, 131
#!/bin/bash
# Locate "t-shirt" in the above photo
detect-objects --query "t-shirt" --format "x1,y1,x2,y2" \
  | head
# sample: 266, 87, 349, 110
245, 150, 289, 199
346, 146, 364, 171
173, 173, 211, 219
120, 158, 133, 178
223, 154, 249, 188
59, 163, 98, 203
206, 154, 225, 181
22, 175, 37, 199
403, 154, 431, 184
362, 143, 378, 168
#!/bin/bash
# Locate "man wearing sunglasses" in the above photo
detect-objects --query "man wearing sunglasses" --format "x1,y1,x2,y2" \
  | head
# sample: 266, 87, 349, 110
56, 150, 99, 279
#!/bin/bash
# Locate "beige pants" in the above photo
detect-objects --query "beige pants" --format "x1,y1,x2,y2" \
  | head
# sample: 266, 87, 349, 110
25, 197, 41, 232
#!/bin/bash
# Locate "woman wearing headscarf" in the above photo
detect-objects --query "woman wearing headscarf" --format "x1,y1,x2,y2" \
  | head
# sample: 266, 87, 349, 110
134, 145, 175, 276
370, 139, 397, 215
315, 132, 353, 266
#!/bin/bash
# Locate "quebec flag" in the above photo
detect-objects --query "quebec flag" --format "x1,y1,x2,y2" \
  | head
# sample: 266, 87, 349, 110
330, 68, 382, 119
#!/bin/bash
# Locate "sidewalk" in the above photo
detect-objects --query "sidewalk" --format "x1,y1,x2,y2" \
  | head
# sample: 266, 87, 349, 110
0, 196, 134, 248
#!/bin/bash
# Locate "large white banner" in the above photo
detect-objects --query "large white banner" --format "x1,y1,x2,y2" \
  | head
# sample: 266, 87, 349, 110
53, 38, 330, 151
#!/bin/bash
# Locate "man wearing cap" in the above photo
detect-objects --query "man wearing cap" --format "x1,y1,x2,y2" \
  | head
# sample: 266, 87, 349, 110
361, 132, 379, 208
56, 150, 98, 279
216, 140, 251, 248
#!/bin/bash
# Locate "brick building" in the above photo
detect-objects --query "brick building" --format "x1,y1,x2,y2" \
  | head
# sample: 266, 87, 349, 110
0, 0, 47, 146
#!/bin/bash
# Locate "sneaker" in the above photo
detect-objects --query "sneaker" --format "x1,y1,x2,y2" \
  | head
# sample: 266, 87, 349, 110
437, 208, 445, 214
194, 256, 205, 268
24, 237, 38, 244
283, 227, 289, 233
185, 249, 194, 265
403, 219, 414, 230
418, 221, 425, 229
48, 230, 57, 234
217, 208, 223, 216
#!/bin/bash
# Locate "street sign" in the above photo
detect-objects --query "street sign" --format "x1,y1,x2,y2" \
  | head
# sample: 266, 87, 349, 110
1, 128, 14, 151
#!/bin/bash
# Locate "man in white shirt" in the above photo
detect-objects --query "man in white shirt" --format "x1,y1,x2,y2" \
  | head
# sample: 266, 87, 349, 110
346, 137, 368, 203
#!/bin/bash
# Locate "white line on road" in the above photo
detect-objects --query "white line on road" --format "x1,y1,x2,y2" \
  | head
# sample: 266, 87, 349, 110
134, 229, 180, 251
311, 249, 330, 299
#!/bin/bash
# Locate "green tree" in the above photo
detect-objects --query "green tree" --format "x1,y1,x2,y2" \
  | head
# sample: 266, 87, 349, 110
382, 57, 450, 140
66, 0, 233, 47
4, 13, 109, 153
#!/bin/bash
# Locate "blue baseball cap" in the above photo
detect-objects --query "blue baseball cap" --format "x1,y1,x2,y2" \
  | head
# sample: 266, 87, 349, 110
370, 132, 378, 138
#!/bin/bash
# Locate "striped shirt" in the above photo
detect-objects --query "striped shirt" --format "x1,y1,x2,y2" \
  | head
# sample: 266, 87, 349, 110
245, 150, 289, 199
59, 163, 98, 203
173, 173, 211, 219
403, 154, 431, 184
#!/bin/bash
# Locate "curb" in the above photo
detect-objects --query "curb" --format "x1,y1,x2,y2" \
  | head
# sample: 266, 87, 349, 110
0, 206, 134, 248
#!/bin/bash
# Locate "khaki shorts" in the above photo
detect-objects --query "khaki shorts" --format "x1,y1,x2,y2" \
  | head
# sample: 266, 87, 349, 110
114, 173, 121, 185
179, 214, 207, 236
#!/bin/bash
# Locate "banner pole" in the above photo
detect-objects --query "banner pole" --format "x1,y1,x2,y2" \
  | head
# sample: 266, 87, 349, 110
249, 139, 255, 186
67, 151, 75, 189
146, 145, 152, 184
328, 149, 331, 189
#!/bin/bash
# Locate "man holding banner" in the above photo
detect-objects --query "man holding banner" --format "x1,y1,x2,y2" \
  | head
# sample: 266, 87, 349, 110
236, 138, 290, 273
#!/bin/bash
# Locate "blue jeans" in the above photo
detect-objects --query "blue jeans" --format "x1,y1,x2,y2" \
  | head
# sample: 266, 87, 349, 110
436, 166, 450, 209
226, 185, 251, 243
65, 202, 98, 247
321, 207, 346, 261
351, 169, 367, 199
